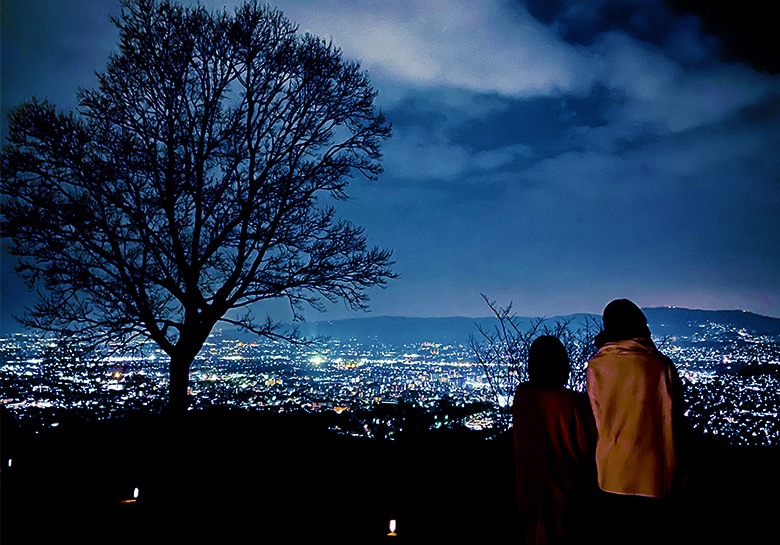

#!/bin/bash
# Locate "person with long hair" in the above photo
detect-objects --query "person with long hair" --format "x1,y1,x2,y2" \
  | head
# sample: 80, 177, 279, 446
513, 335, 596, 544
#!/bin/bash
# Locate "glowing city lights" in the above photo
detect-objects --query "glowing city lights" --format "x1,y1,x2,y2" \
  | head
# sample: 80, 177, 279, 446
1, 318, 779, 446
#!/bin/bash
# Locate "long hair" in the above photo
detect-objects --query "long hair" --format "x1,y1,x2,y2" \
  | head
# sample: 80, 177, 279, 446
528, 335, 570, 387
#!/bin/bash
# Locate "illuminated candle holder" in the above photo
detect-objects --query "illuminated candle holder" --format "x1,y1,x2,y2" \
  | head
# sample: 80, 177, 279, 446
119, 487, 139, 504
387, 519, 397, 537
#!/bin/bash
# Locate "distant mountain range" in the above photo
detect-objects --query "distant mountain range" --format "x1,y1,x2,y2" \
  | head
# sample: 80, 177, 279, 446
219, 307, 780, 346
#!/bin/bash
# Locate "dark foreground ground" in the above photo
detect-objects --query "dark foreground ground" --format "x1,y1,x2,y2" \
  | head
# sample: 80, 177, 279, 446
1, 408, 778, 544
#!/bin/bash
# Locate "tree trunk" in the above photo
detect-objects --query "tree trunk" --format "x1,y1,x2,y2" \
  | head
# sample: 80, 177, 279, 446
168, 356, 193, 413
167, 325, 211, 413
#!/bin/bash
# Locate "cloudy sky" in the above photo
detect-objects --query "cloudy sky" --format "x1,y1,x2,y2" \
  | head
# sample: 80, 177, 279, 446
2, 0, 779, 331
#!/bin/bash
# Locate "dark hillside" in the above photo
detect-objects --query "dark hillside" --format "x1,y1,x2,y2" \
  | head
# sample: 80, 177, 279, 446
216, 307, 780, 346
0, 409, 518, 543
643, 307, 780, 337
1, 409, 777, 544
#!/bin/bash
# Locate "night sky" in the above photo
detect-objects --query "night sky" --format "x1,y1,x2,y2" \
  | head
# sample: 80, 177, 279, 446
2, 0, 779, 333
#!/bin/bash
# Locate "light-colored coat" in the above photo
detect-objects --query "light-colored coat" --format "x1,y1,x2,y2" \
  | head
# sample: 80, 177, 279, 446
586, 338, 681, 498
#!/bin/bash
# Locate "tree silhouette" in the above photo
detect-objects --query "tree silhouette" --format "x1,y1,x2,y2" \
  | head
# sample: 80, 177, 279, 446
469, 295, 600, 428
1, 0, 394, 412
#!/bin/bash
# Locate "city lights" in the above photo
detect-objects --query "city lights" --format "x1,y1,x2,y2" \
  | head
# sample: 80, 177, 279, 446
1, 318, 779, 445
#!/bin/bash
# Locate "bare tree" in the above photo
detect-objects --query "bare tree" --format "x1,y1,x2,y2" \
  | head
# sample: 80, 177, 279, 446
1, 0, 395, 412
469, 295, 600, 428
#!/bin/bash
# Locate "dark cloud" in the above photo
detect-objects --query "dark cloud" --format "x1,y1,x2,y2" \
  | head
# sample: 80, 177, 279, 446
523, 0, 779, 73
667, 0, 780, 74
524, 0, 689, 46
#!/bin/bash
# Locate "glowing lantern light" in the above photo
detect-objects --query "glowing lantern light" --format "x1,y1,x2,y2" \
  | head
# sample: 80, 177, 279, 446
120, 487, 140, 504
388, 519, 397, 536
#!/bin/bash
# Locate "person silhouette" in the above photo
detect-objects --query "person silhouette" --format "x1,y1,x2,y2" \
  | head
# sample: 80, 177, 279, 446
586, 299, 686, 543
513, 335, 596, 544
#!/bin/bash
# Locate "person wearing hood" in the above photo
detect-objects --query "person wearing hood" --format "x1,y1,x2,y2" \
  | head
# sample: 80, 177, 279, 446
586, 299, 687, 543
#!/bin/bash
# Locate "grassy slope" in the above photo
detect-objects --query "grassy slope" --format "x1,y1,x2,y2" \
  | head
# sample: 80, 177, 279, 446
1, 410, 777, 543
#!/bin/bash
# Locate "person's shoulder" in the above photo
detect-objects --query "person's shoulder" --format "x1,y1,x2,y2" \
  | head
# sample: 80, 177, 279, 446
643, 341, 675, 364
543, 386, 587, 406
588, 339, 670, 372
587, 340, 631, 364
566, 387, 591, 406
513, 382, 534, 404
514, 381, 533, 394
656, 351, 680, 376
553, 385, 583, 397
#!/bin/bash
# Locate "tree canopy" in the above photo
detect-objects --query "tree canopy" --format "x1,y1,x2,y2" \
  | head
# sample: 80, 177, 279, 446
1, 0, 394, 410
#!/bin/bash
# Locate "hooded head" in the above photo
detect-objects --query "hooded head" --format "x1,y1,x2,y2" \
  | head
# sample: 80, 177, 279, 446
595, 298, 651, 348
528, 335, 570, 388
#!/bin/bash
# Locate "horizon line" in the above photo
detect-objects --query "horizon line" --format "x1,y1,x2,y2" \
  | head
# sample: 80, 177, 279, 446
286, 306, 780, 322
3, 305, 778, 337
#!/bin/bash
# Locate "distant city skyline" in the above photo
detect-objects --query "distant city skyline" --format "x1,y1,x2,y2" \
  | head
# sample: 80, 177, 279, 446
2, 306, 779, 446
3, 0, 779, 333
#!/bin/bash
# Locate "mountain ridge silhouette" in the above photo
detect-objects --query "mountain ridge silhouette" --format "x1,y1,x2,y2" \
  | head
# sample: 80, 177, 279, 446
214, 307, 780, 345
